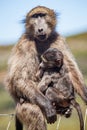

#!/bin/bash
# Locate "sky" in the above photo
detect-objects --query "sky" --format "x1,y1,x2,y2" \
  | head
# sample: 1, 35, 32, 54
0, 0, 87, 45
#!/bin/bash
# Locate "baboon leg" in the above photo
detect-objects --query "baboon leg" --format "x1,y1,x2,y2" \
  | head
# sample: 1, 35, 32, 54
15, 115, 23, 130
16, 103, 47, 130
71, 100, 84, 130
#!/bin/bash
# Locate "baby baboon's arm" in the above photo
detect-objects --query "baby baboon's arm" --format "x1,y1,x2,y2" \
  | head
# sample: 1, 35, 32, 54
38, 75, 52, 93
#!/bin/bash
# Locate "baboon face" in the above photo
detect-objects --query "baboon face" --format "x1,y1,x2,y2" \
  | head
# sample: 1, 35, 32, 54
42, 48, 63, 68
26, 6, 56, 41
30, 13, 50, 41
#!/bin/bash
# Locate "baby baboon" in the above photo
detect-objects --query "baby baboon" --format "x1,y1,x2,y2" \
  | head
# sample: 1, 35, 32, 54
5, 6, 87, 130
37, 48, 84, 130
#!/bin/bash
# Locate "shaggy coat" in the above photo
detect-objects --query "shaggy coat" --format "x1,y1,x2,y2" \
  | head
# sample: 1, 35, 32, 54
5, 6, 87, 130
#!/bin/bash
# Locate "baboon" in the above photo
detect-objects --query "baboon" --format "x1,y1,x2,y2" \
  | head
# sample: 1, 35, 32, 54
37, 48, 84, 130
5, 6, 87, 130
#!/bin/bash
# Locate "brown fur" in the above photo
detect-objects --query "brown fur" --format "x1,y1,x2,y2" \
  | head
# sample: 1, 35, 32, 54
16, 103, 47, 130
5, 6, 87, 130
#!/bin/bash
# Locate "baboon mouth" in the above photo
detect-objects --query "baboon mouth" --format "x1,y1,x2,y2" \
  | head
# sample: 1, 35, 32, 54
38, 34, 46, 41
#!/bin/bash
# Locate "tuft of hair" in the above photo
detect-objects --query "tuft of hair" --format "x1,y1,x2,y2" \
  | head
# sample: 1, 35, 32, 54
26, 6, 57, 28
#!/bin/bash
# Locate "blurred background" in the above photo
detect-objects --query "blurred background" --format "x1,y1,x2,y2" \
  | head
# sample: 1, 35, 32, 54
0, 0, 87, 130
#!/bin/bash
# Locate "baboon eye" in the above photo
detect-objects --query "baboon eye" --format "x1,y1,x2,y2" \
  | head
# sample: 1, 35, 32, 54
39, 13, 46, 17
31, 13, 46, 18
31, 14, 38, 18
55, 59, 60, 63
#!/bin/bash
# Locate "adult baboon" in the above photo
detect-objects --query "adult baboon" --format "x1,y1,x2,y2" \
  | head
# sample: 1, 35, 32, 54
37, 48, 84, 130
5, 6, 87, 130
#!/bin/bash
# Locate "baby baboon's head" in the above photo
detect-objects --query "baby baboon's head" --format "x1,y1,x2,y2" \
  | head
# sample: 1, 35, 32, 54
41, 48, 63, 68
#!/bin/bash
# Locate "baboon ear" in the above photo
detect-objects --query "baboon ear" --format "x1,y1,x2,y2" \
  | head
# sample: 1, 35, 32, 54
21, 19, 26, 23
56, 59, 62, 67
57, 59, 61, 63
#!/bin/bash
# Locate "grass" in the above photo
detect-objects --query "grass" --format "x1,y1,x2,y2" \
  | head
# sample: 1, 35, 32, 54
0, 32, 87, 130
0, 83, 15, 130
0, 109, 15, 130
0, 45, 13, 51
0, 83, 15, 111
0, 46, 12, 72
66, 33, 87, 77
0, 105, 87, 130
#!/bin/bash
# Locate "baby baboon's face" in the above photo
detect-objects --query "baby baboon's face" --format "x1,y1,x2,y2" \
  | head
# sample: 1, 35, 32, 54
42, 48, 63, 68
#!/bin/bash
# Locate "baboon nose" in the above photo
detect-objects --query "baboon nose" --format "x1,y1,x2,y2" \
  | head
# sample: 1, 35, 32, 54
38, 28, 43, 33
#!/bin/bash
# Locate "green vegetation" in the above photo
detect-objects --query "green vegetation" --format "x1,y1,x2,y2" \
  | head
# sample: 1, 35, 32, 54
0, 83, 15, 111
66, 32, 87, 77
0, 32, 87, 130
0, 45, 13, 72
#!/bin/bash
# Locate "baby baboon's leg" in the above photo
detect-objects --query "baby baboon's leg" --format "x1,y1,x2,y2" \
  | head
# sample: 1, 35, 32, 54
16, 103, 47, 130
46, 87, 72, 117
71, 100, 84, 130
45, 87, 65, 103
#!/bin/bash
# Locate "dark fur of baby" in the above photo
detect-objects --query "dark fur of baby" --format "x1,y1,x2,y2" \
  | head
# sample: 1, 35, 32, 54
37, 48, 79, 118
